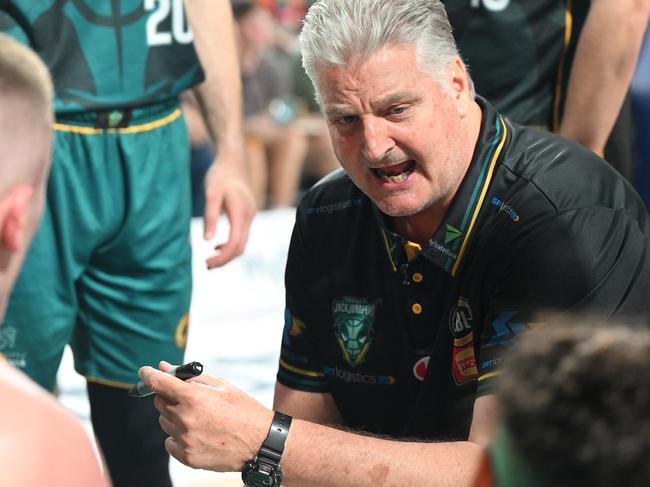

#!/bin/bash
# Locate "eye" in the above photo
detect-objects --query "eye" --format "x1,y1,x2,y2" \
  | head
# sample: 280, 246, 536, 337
337, 115, 358, 125
389, 105, 408, 115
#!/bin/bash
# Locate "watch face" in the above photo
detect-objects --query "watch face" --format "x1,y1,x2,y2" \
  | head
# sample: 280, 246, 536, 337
245, 470, 275, 487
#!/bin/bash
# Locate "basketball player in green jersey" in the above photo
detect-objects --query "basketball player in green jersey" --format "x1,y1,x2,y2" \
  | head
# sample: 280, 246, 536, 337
443, 0, 650, 183
0, 1, 255, 485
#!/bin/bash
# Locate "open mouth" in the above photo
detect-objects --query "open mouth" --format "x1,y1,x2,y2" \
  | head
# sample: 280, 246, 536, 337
371, 160, 416, 183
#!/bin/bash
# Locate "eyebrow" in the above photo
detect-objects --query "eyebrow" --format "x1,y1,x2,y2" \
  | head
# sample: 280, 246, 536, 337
323, 91, 421, 119
375, 92, 418, 107
323, 104, 354, 119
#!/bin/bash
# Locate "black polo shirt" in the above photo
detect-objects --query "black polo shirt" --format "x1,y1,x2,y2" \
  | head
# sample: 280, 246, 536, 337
277, 98, 650, 441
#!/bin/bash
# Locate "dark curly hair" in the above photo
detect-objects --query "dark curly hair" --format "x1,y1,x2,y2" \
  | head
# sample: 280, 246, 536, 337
498, 319, 650, 487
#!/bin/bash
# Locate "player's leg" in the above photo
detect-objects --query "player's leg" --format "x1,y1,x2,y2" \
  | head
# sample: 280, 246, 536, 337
87, 382, 171, 487
72, 105, 192, 486
267, 124, 308, 208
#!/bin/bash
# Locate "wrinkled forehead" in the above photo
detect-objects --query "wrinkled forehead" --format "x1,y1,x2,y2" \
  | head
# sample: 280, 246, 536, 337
315, 44, 435, 112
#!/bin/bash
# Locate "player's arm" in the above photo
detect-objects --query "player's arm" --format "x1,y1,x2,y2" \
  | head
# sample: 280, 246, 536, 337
184, 0, 255, 267
558, 0, 650, 155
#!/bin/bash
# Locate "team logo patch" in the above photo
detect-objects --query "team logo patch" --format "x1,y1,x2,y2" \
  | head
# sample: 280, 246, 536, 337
175, 313, 190, 348
413, 355, 430, 381
0, 326, 17, 351
449, 297, 473, 337
332, 297, 376, 368
449, 298, 478, 385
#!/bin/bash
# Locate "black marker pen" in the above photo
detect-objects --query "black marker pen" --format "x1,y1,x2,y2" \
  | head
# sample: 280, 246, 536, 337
129, 361, 203, 397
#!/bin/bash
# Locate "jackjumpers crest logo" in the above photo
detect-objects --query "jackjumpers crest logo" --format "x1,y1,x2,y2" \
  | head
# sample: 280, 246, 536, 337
332, 297, 376, 368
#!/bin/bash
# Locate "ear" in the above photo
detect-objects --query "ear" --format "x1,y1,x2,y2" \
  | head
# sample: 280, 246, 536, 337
0, 185, 34, 253
448, 56, 471, 115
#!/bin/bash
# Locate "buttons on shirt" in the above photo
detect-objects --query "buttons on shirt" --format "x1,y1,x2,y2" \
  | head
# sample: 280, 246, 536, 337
412, 272, 423, 283
411, 303, 423, 315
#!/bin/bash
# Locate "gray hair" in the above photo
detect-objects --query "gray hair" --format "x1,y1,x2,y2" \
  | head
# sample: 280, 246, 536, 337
0, 33, 53, 124
300, 0, 474, 102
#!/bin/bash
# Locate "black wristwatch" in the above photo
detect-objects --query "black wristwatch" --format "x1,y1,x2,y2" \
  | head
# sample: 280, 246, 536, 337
242, 411, 292, 487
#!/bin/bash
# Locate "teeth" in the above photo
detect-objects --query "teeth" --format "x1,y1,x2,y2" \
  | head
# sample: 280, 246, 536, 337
378, 171, 409, 183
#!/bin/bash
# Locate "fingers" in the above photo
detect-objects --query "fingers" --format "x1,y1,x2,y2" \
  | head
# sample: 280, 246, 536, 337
203, 159, 256, 269
139, 365, 187, 400
159, 360, 175, 373
205, 192, 254, 268
164, 436, 189, 466
158, 412, 178, 437
203, 184, 224, 241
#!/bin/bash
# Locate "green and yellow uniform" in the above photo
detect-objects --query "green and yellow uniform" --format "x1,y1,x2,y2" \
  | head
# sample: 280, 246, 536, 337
0, 0, 203, 389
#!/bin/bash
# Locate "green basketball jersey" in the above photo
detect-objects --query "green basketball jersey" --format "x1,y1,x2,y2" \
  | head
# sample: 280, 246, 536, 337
443, 0, 589, 129
0, 0, 204, 113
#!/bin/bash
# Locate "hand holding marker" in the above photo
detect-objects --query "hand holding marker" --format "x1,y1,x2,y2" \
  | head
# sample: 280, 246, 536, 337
130, 361, 203, 397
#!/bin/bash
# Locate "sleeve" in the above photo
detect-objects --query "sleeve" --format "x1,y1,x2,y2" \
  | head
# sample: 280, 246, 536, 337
475, 206, 650, 396
276, 206, 330, 393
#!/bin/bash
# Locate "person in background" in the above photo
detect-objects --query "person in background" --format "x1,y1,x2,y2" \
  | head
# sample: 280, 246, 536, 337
0, 1, 255, 485
0, 33, 109, 487
474, 320, 650, 487
139, 1, 650, 486
234, 0, 308, 208
443, 0, 650, 184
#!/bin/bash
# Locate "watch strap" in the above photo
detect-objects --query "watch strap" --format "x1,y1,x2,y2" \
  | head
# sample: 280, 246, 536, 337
242, 412, 292, 486
261, 411, 292, 459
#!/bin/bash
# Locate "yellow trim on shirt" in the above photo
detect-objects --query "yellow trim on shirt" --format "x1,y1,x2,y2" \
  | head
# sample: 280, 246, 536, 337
451, 119, 508, 276
380, 229, 398, 272
478, 371, 501, 382
279, 358, 325, 378
552, 0, 573, 131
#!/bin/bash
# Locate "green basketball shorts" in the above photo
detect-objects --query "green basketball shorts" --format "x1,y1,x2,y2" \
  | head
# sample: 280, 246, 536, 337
0, 100, 192, 390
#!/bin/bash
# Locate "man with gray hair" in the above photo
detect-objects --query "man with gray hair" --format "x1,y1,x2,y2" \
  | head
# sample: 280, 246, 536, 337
140, 1, 650, 485
0, 33, 109, 486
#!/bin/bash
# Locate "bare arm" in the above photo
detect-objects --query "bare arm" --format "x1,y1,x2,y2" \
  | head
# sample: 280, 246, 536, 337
558, 0, 650, 154
184, 0, 255, 267
142, 364, 494, 487
273, 382, 344, 424
275, 384, 493, 486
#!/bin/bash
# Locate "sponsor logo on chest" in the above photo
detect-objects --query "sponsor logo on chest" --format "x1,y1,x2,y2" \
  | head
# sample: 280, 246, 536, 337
449, 297, 479, 385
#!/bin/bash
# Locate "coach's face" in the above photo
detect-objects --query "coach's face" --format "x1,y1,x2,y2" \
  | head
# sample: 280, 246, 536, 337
317, 43, 477, 232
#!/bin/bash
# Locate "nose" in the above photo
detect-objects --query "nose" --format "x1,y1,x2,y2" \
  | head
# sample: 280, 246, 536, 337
361, 117, 394, 163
